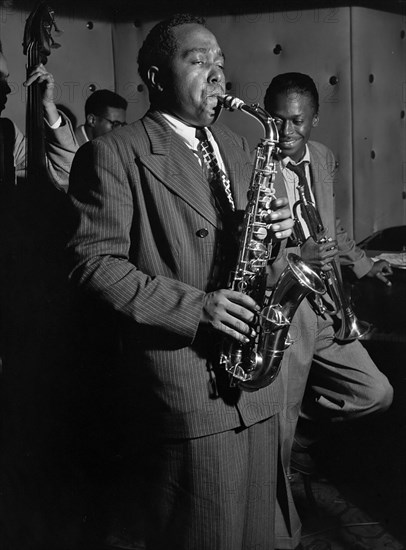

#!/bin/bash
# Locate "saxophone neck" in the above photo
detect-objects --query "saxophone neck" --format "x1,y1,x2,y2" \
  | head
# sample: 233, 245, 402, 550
218, 94, 279, 144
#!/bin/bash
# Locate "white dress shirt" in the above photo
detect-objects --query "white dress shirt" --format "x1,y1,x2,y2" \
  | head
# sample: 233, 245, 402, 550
161, 112, 227, 174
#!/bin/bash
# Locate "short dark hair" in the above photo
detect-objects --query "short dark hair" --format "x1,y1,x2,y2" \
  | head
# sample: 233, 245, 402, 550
264, 72, 319, 114
85, 89, 127, 117
137, 13, 206, 86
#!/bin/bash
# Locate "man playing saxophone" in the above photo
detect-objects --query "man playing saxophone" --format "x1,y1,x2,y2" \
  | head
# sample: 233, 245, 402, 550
67, 14, 294, 550
263, 72, 394, 550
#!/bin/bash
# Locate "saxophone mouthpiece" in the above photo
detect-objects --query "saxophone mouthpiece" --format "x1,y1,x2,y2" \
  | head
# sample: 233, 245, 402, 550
218, 94, 245, 111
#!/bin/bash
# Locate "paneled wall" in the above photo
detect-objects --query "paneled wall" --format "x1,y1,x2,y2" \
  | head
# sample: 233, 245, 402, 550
0, 6, 115, 131
1, 4, 405, 241
351, 8, 406, 239
112, 7, 406, 241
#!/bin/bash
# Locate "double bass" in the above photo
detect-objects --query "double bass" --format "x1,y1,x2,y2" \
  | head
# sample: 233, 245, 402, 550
20, 1, 68, 247
0, 5, 71, 548
23, 0, 62, 191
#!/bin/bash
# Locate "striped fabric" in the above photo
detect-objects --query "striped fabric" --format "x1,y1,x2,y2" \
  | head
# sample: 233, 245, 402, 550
67, 109, 292, 549
141, 417, 278, 549
67, 109, 287, 440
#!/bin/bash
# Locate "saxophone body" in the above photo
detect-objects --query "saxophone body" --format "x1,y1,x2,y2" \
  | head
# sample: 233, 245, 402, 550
292, 183, 371, 342
218, 95, 326, 392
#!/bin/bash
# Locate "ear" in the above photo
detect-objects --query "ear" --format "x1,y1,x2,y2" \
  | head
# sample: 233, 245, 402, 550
312, 113, 319, 127
86, 113, 96, 127
148, 65, 164, 92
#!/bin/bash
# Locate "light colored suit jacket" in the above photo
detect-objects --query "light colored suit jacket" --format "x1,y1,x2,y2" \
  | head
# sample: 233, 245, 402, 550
9, 113, 78, 192
270, 140, 372, 280
272, 141, 375, 549
308, 140, 372, 277
68, 110, 286, 439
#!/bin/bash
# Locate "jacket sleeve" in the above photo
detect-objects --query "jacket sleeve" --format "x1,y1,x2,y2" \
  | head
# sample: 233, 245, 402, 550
319, 144, 373, 279
67, 138, 205, 343
336, 217, 373, 278
45, 112, 78, 192
14, 112, 78, 192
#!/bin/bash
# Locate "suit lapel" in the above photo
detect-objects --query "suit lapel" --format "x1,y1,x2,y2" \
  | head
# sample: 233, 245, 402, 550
139, 111, 218, 226
139, 113, 282, 225
210, 125, 252, 210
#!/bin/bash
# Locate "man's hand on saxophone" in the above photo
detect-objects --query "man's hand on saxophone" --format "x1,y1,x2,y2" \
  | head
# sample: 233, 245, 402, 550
264, 197, 295, 240
200, 196, 294, 344
200, 290, 259, 344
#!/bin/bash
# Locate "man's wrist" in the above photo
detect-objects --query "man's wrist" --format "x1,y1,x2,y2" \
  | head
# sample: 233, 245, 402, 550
43, 101, 60, 127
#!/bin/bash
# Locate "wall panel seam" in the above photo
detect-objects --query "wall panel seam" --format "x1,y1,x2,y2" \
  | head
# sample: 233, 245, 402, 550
349, 7, 356, 240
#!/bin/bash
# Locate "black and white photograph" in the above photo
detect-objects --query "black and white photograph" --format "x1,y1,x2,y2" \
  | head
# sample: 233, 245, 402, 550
0, 1, 405, 549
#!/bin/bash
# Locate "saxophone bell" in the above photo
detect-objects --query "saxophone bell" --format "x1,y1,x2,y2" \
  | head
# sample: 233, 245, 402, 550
220, 253, 326, 392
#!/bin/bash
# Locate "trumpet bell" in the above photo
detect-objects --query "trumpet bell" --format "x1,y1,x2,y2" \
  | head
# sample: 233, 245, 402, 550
334, 308, 372, 342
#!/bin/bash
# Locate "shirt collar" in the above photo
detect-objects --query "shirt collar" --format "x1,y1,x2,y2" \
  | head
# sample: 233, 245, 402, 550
280, 144, 310, 168
161, 111, 201, 150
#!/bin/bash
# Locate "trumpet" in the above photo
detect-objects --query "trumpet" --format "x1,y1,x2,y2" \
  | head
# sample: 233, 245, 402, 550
292, 183, 371, 342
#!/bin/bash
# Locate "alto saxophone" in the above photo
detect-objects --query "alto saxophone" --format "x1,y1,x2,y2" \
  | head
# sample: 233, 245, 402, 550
292, 178, 371, 341
218, 95, 326, 392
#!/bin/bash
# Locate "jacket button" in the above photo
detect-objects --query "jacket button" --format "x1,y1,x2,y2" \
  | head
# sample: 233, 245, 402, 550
196, 228, 209, 238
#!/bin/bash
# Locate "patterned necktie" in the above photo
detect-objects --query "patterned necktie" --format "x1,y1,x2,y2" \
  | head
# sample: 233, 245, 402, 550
195, 127, 235, 212
286, 161, 312, 203
286, 161, 316, 244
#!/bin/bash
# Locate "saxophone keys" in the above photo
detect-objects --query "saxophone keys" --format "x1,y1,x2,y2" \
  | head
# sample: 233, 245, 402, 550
259, 305, 289, 329
252, 226, 268, 240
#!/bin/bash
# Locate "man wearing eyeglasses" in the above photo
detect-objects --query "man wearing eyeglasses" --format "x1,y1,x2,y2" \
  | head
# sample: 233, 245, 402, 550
75, 89, 127, 146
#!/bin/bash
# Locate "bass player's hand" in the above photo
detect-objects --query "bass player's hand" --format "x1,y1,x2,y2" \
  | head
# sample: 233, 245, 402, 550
24, 63, 60, 126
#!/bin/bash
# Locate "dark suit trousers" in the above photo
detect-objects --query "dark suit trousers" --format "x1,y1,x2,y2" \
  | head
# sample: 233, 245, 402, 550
134, 416, 278, 550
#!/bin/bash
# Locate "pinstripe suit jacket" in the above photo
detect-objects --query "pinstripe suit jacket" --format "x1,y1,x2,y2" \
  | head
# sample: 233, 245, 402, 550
67, 109, 285, 439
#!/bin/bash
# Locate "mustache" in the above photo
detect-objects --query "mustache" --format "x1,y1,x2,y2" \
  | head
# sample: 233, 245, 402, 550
206, 88, 225, 98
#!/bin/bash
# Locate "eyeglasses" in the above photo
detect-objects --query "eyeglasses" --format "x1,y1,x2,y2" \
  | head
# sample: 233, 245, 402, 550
98, 116, 127, 129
